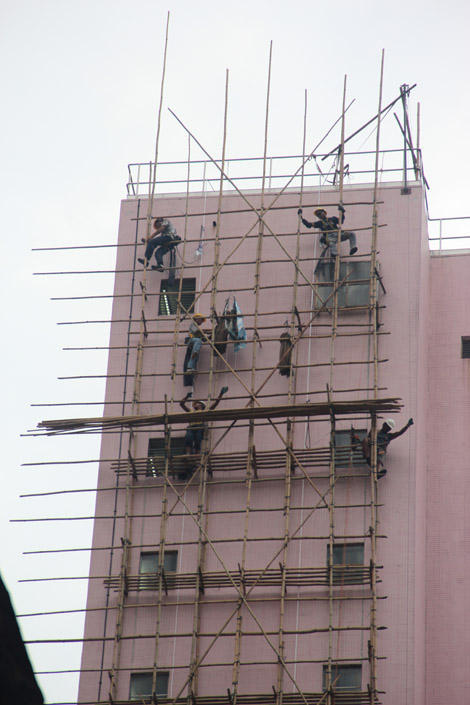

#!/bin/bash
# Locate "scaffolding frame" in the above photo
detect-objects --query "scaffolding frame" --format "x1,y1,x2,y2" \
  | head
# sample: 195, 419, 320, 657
20, 38, 430, 705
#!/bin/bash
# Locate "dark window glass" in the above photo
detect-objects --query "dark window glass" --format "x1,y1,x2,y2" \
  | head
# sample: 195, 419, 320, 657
326, 543, 365, 585
461, 337, 470, 358
129, 672, 169, 699
138, 551, 178, 591
140, 551, 178, 574
334, 429, 367, 468
159, 277, 196, 316
316, 261, 371, 309
147, 437, 186, 477
322, 664, 361, 691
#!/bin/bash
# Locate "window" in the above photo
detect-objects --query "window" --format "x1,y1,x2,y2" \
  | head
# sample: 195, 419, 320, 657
159, 277, 196, 316
462, 337, 470, 358
315, 261, 371, 309
322, 664, 361, 691
326, 543, 365, 585
334, 429, 367, 468
129, 672, 169, 700
139, 551, 178, 590
147, 437, 186, 477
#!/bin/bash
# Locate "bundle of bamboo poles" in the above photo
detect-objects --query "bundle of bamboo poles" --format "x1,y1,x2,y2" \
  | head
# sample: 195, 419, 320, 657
37, 398, 402, 435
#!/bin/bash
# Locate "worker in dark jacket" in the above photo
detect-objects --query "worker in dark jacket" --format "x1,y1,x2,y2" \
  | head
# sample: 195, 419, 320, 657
179, 387, 228, 455
298, 205, 357, 275
361, 417, 414, 478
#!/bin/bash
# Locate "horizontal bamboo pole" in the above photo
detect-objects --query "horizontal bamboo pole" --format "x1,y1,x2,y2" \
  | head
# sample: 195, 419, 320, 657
24, 529, 386, 554
37, 397, 401, 434
19, 592, 386, 619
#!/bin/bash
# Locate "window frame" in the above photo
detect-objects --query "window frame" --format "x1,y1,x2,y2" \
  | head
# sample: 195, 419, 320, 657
333, 428, 367, 468
461, 336, 470, 359
129, 671, 169, 700
158, 277, 196, 317
322, 663, 362, 692
326, 542, 365, 585
147, 436, 186, 477
138, 550, 178, 590
315, 260, 373, 309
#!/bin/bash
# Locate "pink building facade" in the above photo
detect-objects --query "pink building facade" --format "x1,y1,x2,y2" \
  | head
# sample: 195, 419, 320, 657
77, 178, 470, 705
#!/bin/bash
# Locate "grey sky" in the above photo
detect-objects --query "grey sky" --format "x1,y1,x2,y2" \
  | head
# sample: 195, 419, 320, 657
1, 1, 469, 701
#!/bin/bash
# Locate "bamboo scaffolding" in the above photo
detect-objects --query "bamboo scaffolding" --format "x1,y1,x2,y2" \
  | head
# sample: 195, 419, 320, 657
104, 565, 381, 593
38, 693, 381, 705
23, 57, 415, 704
143, 426, 356, 705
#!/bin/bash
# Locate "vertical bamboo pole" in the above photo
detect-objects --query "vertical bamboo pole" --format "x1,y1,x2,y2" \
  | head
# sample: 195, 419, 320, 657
325, 77, 346, 704
133, 11, 170, 410
108, 14, 171, 701
186, 447, 210, 701
151, 406, 172, 696
368, 50, 385, 705
232, 42, 273, 705
328, 75, 347, 397
169, 134, 192, 411
416, 102, 421, 177
187, 69, 230, 703
207, 69, 229, 404
326, 396, 336, 705
275, 88, 308, 705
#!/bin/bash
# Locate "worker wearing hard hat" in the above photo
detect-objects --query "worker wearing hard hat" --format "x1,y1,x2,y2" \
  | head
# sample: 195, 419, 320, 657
361, 417, 414, 478
298, 204, 357, 276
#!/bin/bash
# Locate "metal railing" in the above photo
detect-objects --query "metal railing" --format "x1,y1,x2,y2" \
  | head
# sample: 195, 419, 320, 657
428, 216, 470, 251
126, 148, 423, 197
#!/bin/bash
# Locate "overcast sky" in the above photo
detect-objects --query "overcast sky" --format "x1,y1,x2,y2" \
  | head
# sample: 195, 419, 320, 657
1, 1, 469, 702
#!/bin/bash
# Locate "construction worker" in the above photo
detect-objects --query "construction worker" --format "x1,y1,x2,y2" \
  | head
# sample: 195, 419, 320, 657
298, 205, 357, 275
179, 387, 228, 456
138, 217, 180, 271
360, 417, 414, 478
183, 313, 210, 385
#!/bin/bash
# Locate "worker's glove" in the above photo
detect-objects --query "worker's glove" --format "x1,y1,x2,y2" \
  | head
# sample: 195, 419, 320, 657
408, 418, 414, 426
338, 205, 345, 213
220, 386, 229, 395
297, 208, 303, 215
141, 238, 146, 243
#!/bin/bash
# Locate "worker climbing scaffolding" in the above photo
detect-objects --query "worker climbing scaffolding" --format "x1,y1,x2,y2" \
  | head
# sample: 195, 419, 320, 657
183, 313, 209, 386
138, 217, 181, 271
178, 387, 229, 479
298, 204, 357, 276
353, 417, 414, 478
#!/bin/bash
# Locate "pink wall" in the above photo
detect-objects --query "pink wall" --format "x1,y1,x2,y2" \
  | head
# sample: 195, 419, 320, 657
426, 251, 470, 704
78, 182, 433, 703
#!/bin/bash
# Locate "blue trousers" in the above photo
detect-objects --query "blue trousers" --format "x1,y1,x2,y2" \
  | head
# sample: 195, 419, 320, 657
186, 338, 202, 370
144, 235, 173, 265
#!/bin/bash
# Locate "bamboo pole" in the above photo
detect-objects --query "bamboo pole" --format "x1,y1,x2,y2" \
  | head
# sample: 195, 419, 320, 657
233, 43, 273, 704
169, 133, 192, 408
368, 49, 385, 705
108, 13, 171, 701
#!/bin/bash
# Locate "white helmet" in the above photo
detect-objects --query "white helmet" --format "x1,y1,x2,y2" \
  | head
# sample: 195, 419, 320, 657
384, 418, 396, 429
